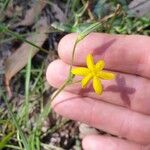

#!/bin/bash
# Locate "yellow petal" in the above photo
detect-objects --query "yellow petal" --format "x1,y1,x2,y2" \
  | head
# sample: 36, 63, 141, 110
97, 71, 116, 80
95, 60, 105, 70
86, 54, 95, 70
93, 76, 102, 95
81, 73, 92, 88
71, 67, 90, 76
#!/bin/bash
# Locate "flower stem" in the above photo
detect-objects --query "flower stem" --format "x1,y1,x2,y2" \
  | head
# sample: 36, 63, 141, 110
51, 80, 69, 100
69, 39, 79, 76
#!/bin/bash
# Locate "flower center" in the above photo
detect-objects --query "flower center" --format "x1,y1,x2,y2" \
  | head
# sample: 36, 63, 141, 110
91, 67, 99, 77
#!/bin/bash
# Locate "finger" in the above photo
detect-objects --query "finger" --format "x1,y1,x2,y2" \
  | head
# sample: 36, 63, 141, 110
58, 33, 150, 78
82, 135, 145, 150
47, 59, 150, 115
51, 91, 150, 144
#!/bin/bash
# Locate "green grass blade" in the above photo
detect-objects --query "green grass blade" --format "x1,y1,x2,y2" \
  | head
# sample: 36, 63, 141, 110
77, 22, 101, 41
24, 50, 32, 122
3, 95, 30, 150
0, 23, 48, 53
1, 0, 11, 11
0, 131, 14, 150
5, 144, 22, 150
31, 63, 44, 92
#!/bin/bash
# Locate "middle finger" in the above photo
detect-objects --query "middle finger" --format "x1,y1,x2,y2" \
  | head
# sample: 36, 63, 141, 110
46, 59, 150, 115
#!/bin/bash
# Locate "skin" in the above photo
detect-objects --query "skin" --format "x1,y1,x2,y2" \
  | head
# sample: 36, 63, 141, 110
46, 33, 150, 150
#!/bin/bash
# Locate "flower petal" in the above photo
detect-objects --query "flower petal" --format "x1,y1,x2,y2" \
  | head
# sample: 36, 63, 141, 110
71, 67, 90, 76
86, 54, 95, 70
97, 71, 116, 80
81, 73, 92, 88
93, 76, 103, 95
95, 60, 105, 70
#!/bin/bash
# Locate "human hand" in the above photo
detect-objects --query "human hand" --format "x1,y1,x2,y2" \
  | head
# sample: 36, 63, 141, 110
46, 33, 150, 150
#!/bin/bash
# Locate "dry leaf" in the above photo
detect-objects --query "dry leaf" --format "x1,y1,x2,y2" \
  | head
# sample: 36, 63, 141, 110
128, 0, 150, 18
50, 2, 66, 22
4, 17, 48, 91
16, 0, 46, 26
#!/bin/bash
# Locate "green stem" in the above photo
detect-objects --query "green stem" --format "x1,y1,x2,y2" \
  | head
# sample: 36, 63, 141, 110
35, 21, 102, 132
51, 80, 69, 100
3, 95, 30, 150
69, 38, 79, 77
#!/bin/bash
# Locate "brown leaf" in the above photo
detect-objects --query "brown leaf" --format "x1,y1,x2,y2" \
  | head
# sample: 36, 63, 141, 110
16, 0, 46, 26
50, 2, 66, 22
4, 17, 48, 90
128, 0, 150, 18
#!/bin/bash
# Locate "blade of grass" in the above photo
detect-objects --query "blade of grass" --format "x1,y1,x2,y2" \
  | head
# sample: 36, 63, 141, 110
33, 77, 70, 132
35, 132, 40, 150
0, 120, 15, 149
16, 130, 23, 150
0, 31, 40, 44
0, 131, 14, 150
41, 143, 64, 150
0, 0, 11, 11
0, 0, 11, 21
28, 133, 35, 150
24, 49, 32, 122
2, 94, 30, 150
31, 63, 44, 92
0, 23, 48, 54
5, 144, 22, 150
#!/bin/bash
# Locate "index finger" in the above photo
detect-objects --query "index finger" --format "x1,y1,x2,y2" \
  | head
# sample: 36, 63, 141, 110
58, 33, 150, 78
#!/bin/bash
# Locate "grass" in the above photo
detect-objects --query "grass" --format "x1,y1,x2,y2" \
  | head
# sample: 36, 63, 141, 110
0, 24, 48, 54
24, 49, 32, 122
2, 94, 29, 150
0, 0, 150, 149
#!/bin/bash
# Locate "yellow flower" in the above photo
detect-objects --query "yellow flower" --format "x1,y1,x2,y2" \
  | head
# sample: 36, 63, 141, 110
71, 54, 116, 94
